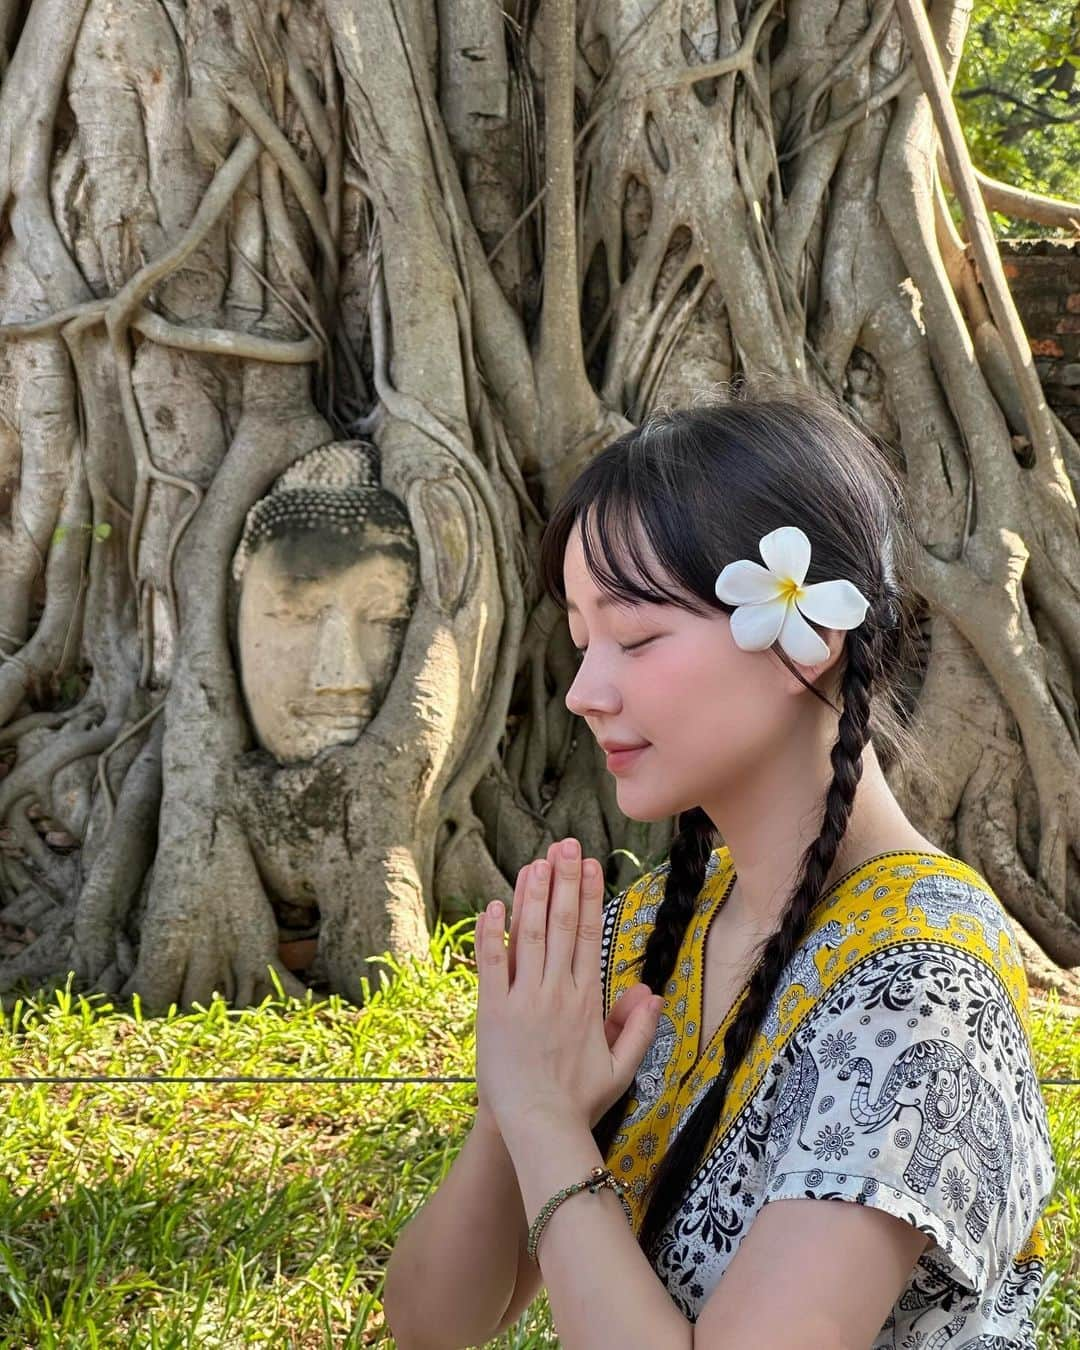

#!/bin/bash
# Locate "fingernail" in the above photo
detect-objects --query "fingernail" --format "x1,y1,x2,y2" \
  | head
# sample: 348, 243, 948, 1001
489, 901, 503, 919
562, 838, 579, 860
536, 861, 550, 882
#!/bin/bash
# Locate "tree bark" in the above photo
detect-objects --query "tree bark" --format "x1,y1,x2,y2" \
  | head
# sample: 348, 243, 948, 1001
1, 0, 1078, 1010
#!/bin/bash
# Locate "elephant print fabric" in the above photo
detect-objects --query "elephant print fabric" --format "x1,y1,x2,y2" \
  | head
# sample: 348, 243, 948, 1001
599, 848, 1055, 1347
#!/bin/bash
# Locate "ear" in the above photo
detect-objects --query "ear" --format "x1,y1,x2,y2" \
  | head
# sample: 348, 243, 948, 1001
783, 626, 847, 694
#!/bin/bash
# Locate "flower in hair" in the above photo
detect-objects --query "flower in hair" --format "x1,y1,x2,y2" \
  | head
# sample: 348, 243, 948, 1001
714, 526, 870, 665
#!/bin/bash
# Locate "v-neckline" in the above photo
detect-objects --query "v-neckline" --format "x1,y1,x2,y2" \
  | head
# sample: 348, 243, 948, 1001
681, 847, 957, 1087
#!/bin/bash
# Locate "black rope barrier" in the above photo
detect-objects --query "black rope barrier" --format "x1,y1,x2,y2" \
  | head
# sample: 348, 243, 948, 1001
0, 1074, 476, 1085
0, 1074, 1075, 1086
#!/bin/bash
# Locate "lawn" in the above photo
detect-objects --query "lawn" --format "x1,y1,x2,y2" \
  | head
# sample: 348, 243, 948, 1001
0, 918, 1076, 1348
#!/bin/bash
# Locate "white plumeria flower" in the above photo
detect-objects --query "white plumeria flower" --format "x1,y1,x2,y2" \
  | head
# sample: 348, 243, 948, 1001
714, 526, 870, 665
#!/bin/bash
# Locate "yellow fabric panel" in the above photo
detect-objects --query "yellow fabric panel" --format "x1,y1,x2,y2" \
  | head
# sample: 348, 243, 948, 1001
602, 848, 1032, 1234
1016, 1217, 1047, 1265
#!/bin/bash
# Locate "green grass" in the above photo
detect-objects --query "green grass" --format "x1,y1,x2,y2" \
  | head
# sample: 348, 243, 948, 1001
0, 920, 1076, 1348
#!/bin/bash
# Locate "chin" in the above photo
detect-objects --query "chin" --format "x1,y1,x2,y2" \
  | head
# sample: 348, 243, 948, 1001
616, 776, 704, 824
269, 728, 365, 764
613, 785, 683, 824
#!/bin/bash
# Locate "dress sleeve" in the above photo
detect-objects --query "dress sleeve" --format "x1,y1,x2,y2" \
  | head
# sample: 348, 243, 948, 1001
759, 936, 1056, 1295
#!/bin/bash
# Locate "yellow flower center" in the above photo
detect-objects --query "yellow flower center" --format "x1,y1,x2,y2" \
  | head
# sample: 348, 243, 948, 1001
777, 578, 803, 604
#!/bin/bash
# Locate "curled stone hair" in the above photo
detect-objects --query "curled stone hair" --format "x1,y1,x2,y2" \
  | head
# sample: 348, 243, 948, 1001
232, 440, 416, 584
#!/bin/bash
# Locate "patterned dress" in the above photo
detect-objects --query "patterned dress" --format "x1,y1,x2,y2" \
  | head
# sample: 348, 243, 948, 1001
599, 847, 1056, 1347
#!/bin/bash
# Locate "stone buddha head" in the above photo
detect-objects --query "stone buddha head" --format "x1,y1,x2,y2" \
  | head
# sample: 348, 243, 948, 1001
232, 441, 418, 764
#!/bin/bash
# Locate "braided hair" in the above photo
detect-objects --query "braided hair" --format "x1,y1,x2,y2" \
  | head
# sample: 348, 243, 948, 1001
538, 391, 922, 1258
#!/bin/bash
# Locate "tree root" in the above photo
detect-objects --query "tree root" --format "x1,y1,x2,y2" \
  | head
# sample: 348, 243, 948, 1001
1, 0, 1077, 1012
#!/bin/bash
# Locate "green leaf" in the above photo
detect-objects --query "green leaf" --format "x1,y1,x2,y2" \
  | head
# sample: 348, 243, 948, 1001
52, 525, 69, 545
93, 522, 112, 541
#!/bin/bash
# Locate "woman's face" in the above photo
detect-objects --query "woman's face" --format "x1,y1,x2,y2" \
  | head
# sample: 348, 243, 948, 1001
562, 519, 808, 822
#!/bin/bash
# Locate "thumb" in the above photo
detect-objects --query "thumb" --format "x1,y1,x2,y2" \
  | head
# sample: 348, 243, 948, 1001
609, 995, 664, 1089
604, 983, 652, 1050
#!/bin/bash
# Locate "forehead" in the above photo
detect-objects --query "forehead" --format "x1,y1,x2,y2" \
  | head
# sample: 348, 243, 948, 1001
562, 515, 665, 612
249, 540, 413, 595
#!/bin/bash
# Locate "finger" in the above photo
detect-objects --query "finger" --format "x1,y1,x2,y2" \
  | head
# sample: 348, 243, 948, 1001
514, 860, 551, 989
605, 983, 652, 1041
543, 837, 582, 983
610, 994, 665, 1088
475, 901, 508, 1003
512, 839, 562, 983
571, 854, 605, 988
507, 865, 530, 982
604, 985, 644, 1051
509, 841, 559, 981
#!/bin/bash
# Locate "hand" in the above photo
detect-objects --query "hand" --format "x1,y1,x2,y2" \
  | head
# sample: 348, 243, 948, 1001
474, 978, 657, 1137
474, 837, 664, 1140
475, 839, 570, 1134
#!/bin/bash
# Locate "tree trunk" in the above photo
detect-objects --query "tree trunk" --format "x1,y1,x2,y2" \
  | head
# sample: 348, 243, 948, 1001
1, 0, 1078, 1011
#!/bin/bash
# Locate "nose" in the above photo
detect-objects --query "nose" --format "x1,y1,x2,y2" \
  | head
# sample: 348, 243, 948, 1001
311, 607, 373, 695
564, 649, 621, 719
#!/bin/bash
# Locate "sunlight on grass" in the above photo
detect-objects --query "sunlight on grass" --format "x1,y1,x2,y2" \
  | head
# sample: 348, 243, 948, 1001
0, 920, 1075, 1347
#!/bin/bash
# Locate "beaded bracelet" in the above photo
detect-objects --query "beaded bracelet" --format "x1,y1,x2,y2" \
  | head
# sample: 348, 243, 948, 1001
526, 1165, 634, 1261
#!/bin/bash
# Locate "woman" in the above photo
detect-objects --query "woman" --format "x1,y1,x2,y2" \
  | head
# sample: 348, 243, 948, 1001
384, 396, 1055, 1349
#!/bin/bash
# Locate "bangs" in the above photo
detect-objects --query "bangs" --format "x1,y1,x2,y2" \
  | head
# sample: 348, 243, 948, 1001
538, 425, 717, 617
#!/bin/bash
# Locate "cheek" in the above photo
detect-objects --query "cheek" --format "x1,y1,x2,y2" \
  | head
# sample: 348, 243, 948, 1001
643, 645, 777, 756
361, 625, 400, 678
243, 622, 310, 700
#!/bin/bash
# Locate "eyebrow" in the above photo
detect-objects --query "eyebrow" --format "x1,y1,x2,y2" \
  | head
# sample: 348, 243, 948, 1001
565, 595, 619, 614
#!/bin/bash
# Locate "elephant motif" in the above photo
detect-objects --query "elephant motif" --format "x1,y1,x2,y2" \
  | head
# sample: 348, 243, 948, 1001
623, 1010, 679, 1128
635, 900, 661, 928
768, 1043, 820, 1156
838, 1039, 1013, 1245
761, 920, 846, 1042
906, 875, 1011, 947
926, 1332, 1015, 1350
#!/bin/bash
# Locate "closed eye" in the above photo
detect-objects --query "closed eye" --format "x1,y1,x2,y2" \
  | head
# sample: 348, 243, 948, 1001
573, 636, 657, 661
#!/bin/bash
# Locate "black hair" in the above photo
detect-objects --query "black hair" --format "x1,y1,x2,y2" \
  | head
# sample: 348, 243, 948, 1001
537, 390, 923, 1257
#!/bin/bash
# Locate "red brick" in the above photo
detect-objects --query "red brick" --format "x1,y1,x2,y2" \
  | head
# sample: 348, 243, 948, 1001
1012, 291, 1067, 320
1031, 338, 1065, 357
1055, 316, 1080, 334
1067, 292, 1080, 314
1002, 261, 1020, 279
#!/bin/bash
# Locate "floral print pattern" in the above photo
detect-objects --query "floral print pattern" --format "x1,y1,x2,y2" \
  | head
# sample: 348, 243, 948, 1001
599, 850, 1056, 1347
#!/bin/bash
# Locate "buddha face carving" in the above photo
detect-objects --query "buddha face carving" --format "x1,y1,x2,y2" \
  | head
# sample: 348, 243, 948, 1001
233, 442, 418, 765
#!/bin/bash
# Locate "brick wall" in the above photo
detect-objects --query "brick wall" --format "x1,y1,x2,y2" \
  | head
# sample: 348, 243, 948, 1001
1000, 238, 1080, 440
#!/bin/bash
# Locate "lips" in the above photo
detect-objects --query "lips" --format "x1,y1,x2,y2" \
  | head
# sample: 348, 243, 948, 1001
603, 742, 650, 774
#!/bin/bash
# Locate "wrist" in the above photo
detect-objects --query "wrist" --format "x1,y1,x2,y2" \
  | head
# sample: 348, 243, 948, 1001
472, 1102, 505, 1144
497, 1105, 591, 1156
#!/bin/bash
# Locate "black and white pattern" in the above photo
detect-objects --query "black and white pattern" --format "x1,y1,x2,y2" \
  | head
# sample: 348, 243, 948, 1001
605, 870, 1056, 1347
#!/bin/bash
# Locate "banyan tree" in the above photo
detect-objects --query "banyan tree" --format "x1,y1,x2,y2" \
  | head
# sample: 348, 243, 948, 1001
1, 0, 1079, 1011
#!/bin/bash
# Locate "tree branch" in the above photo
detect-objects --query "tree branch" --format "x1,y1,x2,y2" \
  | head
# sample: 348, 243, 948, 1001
536, 0, 599, 467
895, 0, 1058, 468
957, 84, 1078, 126
943, 153, 1080, 233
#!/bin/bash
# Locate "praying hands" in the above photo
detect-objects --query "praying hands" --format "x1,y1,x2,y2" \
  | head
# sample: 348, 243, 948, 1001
474, 837, 665, 1143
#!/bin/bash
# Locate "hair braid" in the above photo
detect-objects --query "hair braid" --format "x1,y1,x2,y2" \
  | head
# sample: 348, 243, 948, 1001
635, 620, 883, 1256
592, 806, 716, 1161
